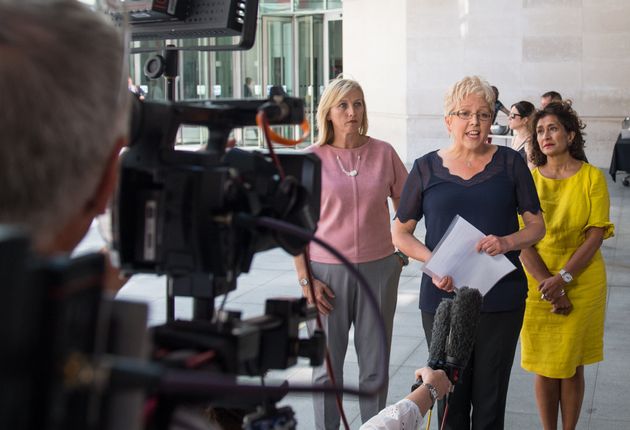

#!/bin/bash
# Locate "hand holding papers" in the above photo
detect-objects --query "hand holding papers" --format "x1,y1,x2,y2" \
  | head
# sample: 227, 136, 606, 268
422, 215, 516, 296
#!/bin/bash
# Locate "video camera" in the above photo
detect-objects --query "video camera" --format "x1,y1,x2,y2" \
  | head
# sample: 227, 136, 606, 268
0, 1, 329, 429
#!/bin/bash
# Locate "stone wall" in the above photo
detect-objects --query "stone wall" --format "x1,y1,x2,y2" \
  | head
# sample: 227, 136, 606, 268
344, 0, 630, 167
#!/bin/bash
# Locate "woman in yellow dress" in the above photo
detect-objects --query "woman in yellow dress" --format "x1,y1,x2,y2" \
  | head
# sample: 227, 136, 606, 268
520, 101, 614, 430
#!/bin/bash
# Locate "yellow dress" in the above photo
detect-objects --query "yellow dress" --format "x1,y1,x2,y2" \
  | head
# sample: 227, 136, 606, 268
521, 163, 614, 379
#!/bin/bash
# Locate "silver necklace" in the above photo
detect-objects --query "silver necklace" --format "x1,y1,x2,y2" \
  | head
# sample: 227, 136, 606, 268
336, 155, 361, 177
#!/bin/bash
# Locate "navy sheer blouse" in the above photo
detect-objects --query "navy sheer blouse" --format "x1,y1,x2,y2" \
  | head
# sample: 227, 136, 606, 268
396, 146, 542, 313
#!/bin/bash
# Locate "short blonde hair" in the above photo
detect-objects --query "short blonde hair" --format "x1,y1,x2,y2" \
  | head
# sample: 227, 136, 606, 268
316, 78, 368, 146
444, 76, 495, 116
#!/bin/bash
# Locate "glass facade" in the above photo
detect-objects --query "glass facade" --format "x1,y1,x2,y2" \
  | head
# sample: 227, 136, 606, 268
129, 1, 343, 147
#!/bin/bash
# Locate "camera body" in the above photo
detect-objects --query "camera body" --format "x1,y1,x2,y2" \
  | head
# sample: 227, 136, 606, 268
114, 97, 321, 298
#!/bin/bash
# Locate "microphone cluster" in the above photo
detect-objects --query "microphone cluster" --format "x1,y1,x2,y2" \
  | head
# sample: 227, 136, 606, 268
413, 287, 483, 390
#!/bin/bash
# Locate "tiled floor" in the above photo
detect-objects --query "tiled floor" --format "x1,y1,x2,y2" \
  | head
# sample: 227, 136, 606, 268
77, 170, 630, 429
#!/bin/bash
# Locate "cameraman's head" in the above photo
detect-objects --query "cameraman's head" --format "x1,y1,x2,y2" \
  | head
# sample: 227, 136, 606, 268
0, 0, 129, 254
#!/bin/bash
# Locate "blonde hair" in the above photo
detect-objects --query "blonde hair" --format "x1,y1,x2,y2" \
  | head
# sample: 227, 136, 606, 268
444, 76, 495, 116
316, 77, 368, 146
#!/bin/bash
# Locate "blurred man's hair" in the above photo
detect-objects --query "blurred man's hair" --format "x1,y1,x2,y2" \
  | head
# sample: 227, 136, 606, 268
0, 0, 129, 245
541, 90, 562, 101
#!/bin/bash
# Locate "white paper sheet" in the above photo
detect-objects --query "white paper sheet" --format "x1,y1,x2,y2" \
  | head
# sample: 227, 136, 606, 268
422, 215, 516, 296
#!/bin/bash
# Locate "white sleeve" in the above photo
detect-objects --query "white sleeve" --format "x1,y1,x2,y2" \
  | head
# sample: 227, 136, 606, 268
359, 399, 423, 430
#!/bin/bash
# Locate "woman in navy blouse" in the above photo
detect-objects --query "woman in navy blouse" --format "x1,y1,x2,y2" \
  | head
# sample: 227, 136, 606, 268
392, 76, 545, 430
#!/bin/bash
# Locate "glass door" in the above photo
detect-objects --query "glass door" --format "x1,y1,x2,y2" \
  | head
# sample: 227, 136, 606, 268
297, 15, 323, 146
264, 16, 294, 97
263, 16, 295, 145
324, 13, 343, 81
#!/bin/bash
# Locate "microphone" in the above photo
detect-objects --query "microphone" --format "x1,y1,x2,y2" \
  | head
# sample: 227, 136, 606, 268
411, 298, 452, 391
428, 299, 453, 369
444, 287, 483, 384
410, 288, 481, 393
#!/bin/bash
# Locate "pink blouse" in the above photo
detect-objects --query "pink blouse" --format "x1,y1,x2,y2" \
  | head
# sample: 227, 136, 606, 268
308, 137, 408, 264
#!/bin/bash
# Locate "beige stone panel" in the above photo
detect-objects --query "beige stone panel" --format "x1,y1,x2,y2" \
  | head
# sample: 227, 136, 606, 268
583, 1, 629, 34
583, 34, 630, 62
406, 62, 467, 96
523, 36, 582, 62
408, 12, 461, 37
408, 116, 450, 140
582, 64, 630, 92
518, 62, 582, 101
580, 118, 620, 168
461, 36, 523, 63
407, 88, 450, 116
522, 8, 582, 36
461, 12, 523, 38
407, 35, 465, 64
580, 87, 630, 117
344, 0, 407, 115
369, 114, 410, 161
523, 0, 582, 8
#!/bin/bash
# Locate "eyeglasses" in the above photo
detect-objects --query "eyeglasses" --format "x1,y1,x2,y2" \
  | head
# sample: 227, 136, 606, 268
508, 113, 523, 119
449, 110, 492, 122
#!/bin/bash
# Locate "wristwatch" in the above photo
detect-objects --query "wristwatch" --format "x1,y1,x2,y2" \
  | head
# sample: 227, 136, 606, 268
559, 269, 573, 284
299, 278, 309, 287
395, 250, 409, 266
421, 382, 439, 406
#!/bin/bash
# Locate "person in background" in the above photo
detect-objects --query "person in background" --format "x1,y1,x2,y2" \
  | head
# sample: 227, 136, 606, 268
392, 76, 545, 429
508, 100, 536, 166
491, 85, 510, 123
520, 101, 614, 430
540, 90, 562, 109
128, 77, 145, 100
243, 76, 253, 98
293, 77, 408, 429
361, 367, 452, 429
0, 0, 128, 293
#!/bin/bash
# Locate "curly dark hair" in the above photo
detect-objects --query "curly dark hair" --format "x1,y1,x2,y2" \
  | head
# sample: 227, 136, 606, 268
530, 101, 588, 166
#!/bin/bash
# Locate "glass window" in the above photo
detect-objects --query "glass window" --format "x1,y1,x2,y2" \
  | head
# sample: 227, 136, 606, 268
294, 0, 325, 11
327, 0, 342, 10
297, 16, 323, 146
260, 0, 292, 13
214, 38, 234, 99
328, 20, 343, 80
181, 38, 210, 101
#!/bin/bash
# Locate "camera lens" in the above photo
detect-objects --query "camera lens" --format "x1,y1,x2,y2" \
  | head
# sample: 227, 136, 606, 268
144, 54, 165, 79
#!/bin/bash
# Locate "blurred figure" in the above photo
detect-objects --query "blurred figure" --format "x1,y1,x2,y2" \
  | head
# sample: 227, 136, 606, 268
128, 77, 146, 100
540, 90, 562, 109
294, 77, 408, 429
243, 76, 253, 98
393, 76, 545, 430
0, 0, 129, 292
508, 100, 536, 165
520, 101, 614, 430
491, 85, 510, 123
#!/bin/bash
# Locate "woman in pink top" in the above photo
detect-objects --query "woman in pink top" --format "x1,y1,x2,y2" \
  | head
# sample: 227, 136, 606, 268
293, 78, 408, 429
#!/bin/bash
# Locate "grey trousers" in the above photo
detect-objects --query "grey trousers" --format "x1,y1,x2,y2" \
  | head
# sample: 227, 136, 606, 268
309, 253, 402, 430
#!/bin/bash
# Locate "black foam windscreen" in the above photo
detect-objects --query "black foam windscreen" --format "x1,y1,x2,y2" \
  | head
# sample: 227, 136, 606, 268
428, 298, 452, 369
445, 287, 482, 370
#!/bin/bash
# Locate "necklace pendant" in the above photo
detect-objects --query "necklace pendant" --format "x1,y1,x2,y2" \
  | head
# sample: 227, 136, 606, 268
348, 170, 358, 177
